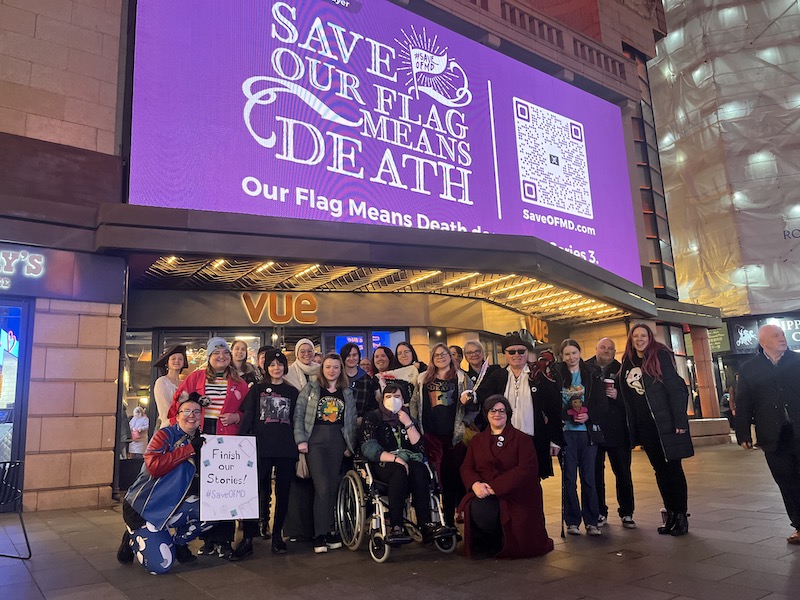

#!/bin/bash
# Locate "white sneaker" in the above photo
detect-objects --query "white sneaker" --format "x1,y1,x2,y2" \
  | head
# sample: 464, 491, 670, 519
566, 525, 581, 535
597, 515, 607, 527
621, 515, 637, 529
586, 525, 602, 536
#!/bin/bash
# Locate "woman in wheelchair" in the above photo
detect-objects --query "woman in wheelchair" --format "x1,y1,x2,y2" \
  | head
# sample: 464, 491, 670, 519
459, 395, 554, 559
360, 384, 449, 545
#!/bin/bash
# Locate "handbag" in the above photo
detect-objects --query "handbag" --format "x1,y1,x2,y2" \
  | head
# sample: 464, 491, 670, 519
296, 453, 310, 479
131, 429, 141, 441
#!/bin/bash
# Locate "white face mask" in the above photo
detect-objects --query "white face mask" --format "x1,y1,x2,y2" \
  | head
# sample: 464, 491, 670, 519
383, 395, 403, 414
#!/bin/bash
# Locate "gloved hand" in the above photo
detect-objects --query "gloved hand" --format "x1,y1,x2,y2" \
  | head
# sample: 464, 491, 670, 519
190, 434, 205, 455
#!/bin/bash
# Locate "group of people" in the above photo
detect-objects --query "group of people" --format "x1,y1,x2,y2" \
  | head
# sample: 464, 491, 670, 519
117, 323, 699, 574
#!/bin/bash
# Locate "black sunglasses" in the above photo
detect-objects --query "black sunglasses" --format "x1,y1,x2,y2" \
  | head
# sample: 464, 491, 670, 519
505, 349, 527, 355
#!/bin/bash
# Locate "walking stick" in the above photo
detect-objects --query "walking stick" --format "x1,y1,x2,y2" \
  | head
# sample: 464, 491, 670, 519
558, 449, 565, 538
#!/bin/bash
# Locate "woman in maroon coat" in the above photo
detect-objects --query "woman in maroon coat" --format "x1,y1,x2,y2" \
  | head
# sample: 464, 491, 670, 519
459, 394, 554, 559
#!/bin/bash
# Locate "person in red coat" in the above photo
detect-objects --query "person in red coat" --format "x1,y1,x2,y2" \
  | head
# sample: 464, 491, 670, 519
459, 394, 554, 559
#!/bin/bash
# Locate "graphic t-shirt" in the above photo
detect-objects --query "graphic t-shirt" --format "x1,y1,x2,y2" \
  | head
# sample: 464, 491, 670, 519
561, 370, 587, 431
316, 388, 345, 426
622, 354, 652, 428
422, 378, 458, 436
204, 375, 228, 420
253, 381, 298, 458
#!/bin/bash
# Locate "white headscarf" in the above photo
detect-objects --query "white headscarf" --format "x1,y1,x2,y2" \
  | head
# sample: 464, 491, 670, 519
285, 338, 320, 390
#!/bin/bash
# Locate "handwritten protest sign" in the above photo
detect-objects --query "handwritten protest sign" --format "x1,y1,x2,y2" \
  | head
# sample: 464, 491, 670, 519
199, 435, 259, 521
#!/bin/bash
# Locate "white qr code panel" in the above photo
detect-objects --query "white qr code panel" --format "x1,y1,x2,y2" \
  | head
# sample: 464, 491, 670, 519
513, 97, 593, 219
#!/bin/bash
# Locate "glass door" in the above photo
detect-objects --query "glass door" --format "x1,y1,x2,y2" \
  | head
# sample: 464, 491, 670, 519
0, 300, 31, 466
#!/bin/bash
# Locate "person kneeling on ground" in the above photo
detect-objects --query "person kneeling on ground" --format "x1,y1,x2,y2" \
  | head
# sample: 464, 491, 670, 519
360, 384, 450, 544
459, 395, 554, 559
117, 392, 209, 574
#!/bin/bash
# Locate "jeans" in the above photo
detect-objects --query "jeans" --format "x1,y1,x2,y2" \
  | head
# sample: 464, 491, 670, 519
562, 430, 599, 527
595, 444, 635, 518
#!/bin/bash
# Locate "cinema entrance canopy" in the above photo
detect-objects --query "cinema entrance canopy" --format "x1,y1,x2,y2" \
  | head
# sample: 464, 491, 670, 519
102, 204, 658, 332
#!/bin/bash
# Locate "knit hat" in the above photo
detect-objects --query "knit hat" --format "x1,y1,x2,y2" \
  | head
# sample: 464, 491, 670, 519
206, 337, 231, 358
263, 349, 289, 371
153, 344, 188, 372
501, 333, 533, 351
257, 345, 275, 359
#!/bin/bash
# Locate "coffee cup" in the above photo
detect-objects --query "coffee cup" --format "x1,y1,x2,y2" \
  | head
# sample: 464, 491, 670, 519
603, 378, 615, 391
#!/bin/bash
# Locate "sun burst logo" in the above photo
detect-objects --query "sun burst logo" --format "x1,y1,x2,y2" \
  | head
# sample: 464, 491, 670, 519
396, 25, 472, 108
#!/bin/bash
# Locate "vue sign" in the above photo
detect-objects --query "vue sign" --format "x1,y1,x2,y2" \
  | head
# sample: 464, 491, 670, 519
242, 292, 318, 325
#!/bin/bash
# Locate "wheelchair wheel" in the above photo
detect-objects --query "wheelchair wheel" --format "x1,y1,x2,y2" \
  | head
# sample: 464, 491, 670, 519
336, 470, 366, 551
369, 532, 391, 563
434, 533, 457, 554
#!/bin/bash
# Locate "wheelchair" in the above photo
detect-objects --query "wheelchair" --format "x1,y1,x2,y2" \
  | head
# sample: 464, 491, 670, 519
335, 457, 458, 563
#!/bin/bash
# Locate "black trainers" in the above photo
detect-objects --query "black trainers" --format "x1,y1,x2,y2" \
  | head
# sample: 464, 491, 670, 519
313, 535, 328, 554
228, 538, 253, 562
216, 542, 233, 559
197, 539, 216, 555
175, 544, 197, 564
116, 530, 134, 564
422, 523, 452, 544
325, 532, 342, 550
271, 538, 288, 554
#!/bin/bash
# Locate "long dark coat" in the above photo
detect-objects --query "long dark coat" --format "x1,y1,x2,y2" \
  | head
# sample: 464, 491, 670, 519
619, 349, 693, 461
459, 425, 554, 559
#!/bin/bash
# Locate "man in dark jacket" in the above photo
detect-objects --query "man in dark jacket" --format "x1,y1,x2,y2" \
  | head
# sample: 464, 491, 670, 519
586, 337, 635, 530
736, 324, 800, 545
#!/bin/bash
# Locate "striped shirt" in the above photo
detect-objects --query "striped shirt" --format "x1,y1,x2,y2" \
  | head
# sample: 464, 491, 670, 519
204, 375, 228, 419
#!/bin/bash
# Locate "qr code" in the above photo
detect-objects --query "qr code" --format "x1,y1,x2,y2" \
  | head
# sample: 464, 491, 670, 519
513, 97, 593, 219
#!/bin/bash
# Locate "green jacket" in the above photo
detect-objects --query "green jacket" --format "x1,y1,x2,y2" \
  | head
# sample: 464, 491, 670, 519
293, 381, 357, 454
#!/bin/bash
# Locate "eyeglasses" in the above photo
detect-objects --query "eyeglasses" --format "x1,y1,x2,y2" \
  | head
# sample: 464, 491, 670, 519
432, 352, 450, 359
488, 408, 506, 414
465, 350, 482, 357
179, 409, 202, 416
505, 349, 527, 355
210, 350, 230, 357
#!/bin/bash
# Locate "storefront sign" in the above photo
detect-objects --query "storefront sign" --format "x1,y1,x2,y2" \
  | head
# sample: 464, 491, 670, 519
525, 316, 550, 343
0, 244, 125, 303
129, 0, 641, 285
0, 248, 45, 291
727, 315, 800, 353
242, 292, 318, 324
200, 435, 260, 520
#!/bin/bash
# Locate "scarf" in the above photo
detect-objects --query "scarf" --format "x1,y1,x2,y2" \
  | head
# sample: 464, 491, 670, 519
285, 338, 320, 390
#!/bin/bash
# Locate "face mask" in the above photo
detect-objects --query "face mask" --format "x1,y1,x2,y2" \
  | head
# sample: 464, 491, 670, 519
383, 396, 403, 414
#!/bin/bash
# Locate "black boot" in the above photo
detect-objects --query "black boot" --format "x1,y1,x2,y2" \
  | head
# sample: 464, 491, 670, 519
670, 512, 689, 536
228, 538, 253, 561
259, 519, 271, 540
658, 511, 676, 535
116, 530, 134, 564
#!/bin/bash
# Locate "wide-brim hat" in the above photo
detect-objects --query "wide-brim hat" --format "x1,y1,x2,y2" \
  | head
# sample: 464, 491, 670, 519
153, 344, 188, 371
501, 333, 533, 352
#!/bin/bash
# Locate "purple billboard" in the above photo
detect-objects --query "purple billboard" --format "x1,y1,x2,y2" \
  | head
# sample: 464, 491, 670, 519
129, 0, 641, 284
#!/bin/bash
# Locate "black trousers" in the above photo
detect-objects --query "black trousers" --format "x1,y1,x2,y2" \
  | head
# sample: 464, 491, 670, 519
638, 420, 687, 513
372, 460, 431, 527
595, 444, 635, 518
439, 440, 467, 527
469, 495, 502, 554
764, 425, 800, 530
241, 456, 295, 539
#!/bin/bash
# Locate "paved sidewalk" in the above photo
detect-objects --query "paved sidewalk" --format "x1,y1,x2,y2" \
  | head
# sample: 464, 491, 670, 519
1, 443, 799, 600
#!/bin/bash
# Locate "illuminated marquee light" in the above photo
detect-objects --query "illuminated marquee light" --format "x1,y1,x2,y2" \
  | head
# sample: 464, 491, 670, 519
256, 262, 275, 272
294, 264, 321, 278
490, 279, 539, 295
469, 274, 516, 291
407, 270, 442, 286
441, 272, 481, 287
211, 259, 226, 269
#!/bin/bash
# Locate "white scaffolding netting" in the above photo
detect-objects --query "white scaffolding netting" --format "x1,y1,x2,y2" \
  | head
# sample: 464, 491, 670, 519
648, 0, 800, 317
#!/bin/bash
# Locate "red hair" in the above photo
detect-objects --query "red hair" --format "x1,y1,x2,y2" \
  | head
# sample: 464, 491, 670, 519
621, 323, 674, 381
